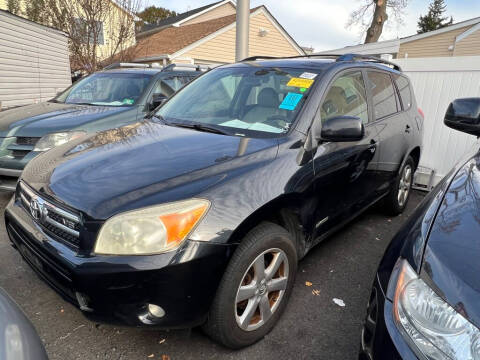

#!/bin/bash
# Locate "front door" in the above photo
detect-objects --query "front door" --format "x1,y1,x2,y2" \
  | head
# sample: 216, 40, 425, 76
311, 70, 381, 240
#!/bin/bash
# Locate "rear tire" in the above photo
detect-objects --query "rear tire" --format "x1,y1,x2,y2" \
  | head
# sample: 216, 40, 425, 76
384, 156, 415, 215
203, 222, 297, 349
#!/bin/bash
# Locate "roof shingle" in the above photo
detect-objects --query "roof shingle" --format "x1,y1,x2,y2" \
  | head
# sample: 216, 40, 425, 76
132, 7, 261, 60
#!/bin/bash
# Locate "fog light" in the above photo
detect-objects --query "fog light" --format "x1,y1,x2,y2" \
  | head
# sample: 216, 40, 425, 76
148, 304, 165, 318
138, 304, 166, 324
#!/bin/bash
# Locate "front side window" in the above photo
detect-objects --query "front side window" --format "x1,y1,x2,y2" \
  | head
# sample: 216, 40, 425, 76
320, 71, 368, 124
156, 66, 322, 137
393, 74, 412, 110
368, 71, 398, 120
55, 73, 153, 106
152, 76, 193, 98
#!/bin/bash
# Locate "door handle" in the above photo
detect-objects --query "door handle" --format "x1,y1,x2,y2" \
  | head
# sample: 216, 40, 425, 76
368, 139, 377, 153
405, 125, 411, 133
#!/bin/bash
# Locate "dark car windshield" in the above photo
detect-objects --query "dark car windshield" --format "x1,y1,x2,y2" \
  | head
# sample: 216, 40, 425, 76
156, 66, 321, 136
55, 72, 153, 106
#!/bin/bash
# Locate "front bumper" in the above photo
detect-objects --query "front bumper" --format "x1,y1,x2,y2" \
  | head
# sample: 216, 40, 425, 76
359, 273, 418, 360
5, 196, 235, 328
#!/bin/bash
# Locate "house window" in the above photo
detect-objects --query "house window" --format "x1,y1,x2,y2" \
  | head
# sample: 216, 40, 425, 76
74, 18, 105, 45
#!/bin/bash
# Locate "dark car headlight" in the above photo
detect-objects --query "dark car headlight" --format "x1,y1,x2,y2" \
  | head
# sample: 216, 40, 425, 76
391, 259, 480, 359
94, 199, 210, 255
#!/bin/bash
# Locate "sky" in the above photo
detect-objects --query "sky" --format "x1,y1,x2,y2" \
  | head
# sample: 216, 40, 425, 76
143, 0, 480, 52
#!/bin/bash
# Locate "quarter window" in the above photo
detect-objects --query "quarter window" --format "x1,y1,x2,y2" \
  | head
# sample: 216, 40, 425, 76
393, 74, 412, 110
320, 71, 368, 124
368, 71, 398, 120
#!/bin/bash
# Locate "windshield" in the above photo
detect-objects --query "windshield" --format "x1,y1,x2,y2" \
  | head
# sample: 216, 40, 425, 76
156, 66, 321, 137
55, 72, 153, 106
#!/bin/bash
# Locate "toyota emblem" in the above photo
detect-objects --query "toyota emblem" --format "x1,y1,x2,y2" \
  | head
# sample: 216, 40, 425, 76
29, 199, 41, 220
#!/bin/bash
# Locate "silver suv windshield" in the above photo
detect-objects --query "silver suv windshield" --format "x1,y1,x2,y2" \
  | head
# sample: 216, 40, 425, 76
156, 66, 321, 137
55, 72, 153, 106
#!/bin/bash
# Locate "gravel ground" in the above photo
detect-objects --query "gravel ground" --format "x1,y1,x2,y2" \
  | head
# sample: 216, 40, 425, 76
0, 191, 425, 360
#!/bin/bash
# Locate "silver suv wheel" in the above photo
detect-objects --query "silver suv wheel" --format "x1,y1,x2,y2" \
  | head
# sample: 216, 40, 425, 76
235, 248, 289, 331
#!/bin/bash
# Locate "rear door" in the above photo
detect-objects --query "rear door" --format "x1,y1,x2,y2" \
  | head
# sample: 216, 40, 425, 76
366, 70, 410, 192
311, 69, 381, 239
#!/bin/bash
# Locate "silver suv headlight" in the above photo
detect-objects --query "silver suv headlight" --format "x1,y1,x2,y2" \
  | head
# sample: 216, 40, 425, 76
94, 199, 210, 255
392, 259, 480, 359
34, 131, 86, 152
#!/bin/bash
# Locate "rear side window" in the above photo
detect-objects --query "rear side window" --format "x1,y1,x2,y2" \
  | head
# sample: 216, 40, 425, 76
368, 71, 398, 120
393, 75, 412, 110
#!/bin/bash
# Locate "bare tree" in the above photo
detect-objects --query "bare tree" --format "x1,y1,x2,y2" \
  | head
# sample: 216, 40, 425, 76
7, 0, 142, 73
348, 0, 409, 43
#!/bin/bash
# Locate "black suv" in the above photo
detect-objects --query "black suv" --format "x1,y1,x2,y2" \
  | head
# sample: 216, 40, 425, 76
0, 63, 205, 191
5, 54, 423, 349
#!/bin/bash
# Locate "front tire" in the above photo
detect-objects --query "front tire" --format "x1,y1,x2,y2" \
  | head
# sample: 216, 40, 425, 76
384, 156, 415, 215
203, 222, 297, 349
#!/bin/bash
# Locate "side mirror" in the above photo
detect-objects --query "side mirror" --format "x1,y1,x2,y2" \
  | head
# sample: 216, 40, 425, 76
444, 98, 480, 136
149, 93, 168, 110
320, 116, 364, 142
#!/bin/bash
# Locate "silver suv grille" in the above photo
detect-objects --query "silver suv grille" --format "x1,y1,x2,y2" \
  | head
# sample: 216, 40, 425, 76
19, 182, 81, 248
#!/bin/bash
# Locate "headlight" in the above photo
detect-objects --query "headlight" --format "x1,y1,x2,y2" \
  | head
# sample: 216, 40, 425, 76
94, 199, 210, 255
34, 131, 86, 152
393, 259, 480, 359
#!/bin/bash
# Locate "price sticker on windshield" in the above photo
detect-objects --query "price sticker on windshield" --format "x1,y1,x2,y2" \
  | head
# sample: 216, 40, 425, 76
279, 92, 303, 111
287, 77, 314, 89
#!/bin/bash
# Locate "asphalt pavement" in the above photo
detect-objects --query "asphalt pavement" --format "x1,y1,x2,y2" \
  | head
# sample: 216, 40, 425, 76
0, 191, 425, 360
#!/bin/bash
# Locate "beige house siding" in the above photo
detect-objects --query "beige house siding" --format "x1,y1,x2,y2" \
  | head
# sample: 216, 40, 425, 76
182, 3, 236, 26
454, 28, 480, 56
0, 0, 135, 61
180, 11, 301, 64
398, 25, 473, 58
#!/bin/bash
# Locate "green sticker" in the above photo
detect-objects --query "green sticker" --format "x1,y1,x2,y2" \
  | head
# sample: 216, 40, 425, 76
299, 88, 307, 93
122, 98, 134, 105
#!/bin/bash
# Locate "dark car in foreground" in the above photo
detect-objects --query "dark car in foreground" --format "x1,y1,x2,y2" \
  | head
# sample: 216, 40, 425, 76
5, 54, 422, 348
360, 98, 480, 360
0, 63, 204, 191
0, 287, 48, 360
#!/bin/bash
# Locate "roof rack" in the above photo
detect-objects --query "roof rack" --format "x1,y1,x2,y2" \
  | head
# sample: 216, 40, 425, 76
162, 63, 212, 72
241, 53, 402, 71
103, 62, 162, 70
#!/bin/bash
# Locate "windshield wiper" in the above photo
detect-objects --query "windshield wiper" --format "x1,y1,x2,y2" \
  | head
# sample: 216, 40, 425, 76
166, 122, 230, 135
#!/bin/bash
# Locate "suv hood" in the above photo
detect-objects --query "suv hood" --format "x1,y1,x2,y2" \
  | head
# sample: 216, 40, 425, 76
422, 153, 480, 330
21, 120, 278, 219
0, 102, 134, 137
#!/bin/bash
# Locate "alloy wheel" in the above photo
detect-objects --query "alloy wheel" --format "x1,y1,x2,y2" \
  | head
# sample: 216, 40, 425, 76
235, 248, 289, 331
398, 164, 412, 207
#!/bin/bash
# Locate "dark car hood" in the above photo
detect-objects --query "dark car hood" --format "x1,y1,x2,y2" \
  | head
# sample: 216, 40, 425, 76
21, 120, 278, 219
422, 152, 480, 329
0, 102, 134, 137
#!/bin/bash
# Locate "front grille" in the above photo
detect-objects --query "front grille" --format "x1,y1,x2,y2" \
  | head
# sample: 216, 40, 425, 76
19, 182, 81, 249
15, 137, 40, 146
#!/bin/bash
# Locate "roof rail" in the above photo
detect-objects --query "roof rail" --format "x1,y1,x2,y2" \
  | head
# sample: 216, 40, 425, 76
335, 54, 402, 71
162, 63, 212, 72
103, 62, 159, 70
241, 53, 402, 71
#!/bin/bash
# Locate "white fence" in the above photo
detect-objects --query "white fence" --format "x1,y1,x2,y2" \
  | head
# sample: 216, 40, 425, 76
394, 56, 480, 187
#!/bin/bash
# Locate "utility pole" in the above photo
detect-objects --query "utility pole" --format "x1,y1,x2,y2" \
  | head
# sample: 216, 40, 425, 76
235, 0, 250, 156
235, 0, 250, 62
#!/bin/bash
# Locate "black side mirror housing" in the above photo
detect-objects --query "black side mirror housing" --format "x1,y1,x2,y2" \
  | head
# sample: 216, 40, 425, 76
149, 93, 168, 110
320, 116, 364, 142
444, 98, 480, 136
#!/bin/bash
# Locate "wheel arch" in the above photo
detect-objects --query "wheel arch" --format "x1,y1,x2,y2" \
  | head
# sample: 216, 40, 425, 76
224, 193, 313, 259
